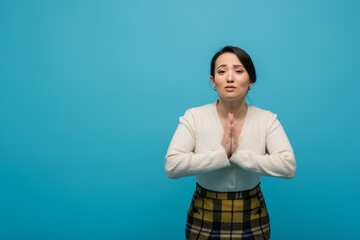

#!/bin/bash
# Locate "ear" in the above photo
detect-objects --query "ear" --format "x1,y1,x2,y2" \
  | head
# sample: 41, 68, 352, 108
210, 76, 215, 88
249, 82, 254, 88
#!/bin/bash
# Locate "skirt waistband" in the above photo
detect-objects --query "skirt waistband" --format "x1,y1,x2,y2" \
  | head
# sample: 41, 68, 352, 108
195, 182, 262, 200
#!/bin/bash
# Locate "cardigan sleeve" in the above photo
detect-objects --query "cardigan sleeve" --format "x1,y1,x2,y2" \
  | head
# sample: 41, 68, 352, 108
229, 111, 296, 179
165, 108, 231, 179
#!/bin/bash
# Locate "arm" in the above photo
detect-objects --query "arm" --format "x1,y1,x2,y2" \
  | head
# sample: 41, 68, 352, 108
165, 109, 231, 179
229, 112, 296, 179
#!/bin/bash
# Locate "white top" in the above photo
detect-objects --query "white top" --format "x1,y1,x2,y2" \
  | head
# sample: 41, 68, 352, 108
165, 100, 296, 192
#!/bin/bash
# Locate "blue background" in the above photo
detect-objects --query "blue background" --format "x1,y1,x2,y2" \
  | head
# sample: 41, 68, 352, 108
1, 0, 359, 239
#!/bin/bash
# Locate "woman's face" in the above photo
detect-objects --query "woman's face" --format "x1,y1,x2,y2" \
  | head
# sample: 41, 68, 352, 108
210, 52, 253, 101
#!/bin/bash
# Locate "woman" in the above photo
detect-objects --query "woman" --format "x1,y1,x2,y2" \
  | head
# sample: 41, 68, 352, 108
165, 46, 296, 240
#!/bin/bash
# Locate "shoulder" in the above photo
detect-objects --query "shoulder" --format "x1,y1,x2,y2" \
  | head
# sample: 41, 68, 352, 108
178, 102, 214, 127
182, 101, 214, 116
249, 104, 278, 123
249, 105, 281, 136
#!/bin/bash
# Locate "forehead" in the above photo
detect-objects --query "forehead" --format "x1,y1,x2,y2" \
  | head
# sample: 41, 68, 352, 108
215, 52, 242, 67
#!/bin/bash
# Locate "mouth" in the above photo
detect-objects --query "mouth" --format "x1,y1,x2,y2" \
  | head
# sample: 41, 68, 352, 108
225, 87, 236, 92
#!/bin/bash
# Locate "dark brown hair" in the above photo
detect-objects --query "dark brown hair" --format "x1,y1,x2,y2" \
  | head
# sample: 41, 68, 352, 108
210, 46, 256, 84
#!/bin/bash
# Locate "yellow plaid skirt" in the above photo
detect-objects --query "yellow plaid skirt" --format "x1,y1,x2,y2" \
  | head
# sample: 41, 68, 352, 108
186, 182, 270, 240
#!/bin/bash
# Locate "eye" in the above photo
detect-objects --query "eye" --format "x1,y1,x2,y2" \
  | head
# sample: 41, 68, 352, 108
236, 70, 243, 74
218, 70, 225, 74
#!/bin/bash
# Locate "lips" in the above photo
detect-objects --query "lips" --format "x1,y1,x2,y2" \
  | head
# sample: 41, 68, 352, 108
225, 86, 236, 92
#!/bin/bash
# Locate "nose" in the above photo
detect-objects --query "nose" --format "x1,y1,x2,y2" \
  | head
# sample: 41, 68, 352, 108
227, 70, 234, 82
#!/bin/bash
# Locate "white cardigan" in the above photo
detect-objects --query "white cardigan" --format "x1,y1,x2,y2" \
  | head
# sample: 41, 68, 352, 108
165, 100, 296, 192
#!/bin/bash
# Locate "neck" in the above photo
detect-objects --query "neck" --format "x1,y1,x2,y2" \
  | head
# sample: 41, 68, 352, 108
216, 97, 247, 119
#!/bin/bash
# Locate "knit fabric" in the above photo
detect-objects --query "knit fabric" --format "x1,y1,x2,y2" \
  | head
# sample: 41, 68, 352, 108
165, 100, 296, 192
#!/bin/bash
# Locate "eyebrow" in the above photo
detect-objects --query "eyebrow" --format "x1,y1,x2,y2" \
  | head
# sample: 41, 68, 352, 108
217, 64, 244, 69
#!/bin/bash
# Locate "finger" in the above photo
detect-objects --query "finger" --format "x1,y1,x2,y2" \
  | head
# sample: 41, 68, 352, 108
229, 113, 233, 123
227, 124, 232, 143
228, 114, 233, 150
233, 141, 238, 153
227, 114, 232, 136
229, 113, 234, 132
228, 113, 232, 130
232, 133, 237, 148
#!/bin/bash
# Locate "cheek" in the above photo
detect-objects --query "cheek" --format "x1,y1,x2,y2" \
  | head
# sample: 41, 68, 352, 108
237, 74, 250, 84
214, 75, 226, 83
238, 78, 249, 86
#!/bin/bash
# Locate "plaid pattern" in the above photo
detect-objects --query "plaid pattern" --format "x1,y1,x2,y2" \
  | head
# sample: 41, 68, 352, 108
185, 182, 270, 240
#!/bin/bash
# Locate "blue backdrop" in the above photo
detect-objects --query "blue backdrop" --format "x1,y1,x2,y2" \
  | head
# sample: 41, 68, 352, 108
1, 0, 359, 239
